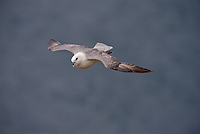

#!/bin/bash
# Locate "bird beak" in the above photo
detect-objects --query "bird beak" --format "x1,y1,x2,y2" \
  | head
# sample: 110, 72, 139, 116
73, 63, 75, 68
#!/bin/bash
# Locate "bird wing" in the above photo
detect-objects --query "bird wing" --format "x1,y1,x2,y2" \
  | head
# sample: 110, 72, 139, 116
87, 50, 153, 73
48, 39, 88, 54
93, 42, 113, 52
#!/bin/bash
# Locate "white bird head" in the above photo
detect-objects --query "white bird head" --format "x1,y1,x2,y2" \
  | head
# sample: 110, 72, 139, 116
71, 52, 85, 68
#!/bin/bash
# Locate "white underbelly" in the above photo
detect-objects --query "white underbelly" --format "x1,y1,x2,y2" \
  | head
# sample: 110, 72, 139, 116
77, 59, 99, 69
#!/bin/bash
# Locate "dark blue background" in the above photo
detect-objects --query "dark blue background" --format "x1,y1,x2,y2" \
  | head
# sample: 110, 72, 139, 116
1, 0, 200, 134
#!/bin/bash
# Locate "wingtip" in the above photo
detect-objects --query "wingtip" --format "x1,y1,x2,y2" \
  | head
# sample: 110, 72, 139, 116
146, 69, 153, 73
48, 39, 61, 51
140, 68, 153, 73
94, 42, 113, 52
115, 62, 153, 73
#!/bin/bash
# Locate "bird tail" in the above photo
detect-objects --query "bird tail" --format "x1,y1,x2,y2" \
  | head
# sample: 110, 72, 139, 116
116, 62, 153, 73
48, 39, 61, 51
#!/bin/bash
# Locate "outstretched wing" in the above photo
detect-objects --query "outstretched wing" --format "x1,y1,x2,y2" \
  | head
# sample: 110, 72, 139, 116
48, 39, 88, 54
93, 42, 113, 52
113, 62, 153, 73
87, 50, 153, 73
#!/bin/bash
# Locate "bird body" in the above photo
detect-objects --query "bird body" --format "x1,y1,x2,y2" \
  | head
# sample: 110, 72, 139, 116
48, 39, 153, 73
71, 52, 99, 69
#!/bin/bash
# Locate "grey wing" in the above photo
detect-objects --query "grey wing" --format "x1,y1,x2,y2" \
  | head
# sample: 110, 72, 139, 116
93, 42, 113, 52
86, 49, 119, 68
87, 50, 153, 73
48, 39, 88, 54
115, 62, 153, 73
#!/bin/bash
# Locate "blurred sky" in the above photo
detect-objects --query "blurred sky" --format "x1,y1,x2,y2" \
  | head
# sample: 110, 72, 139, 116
0, 0, 200, 134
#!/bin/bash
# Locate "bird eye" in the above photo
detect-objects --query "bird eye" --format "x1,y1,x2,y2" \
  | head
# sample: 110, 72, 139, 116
75, 57, 78, 60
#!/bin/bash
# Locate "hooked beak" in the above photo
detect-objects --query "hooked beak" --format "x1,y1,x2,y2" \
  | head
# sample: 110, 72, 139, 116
73, 63, 75, 68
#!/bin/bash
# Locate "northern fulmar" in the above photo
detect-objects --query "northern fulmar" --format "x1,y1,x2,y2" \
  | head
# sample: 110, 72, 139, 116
48, 39, 153, 73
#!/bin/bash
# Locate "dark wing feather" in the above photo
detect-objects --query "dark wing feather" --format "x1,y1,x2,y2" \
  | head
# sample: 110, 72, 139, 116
87, 50, 153, 73
114, 62, 153, 73
48, 39, 88, 54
